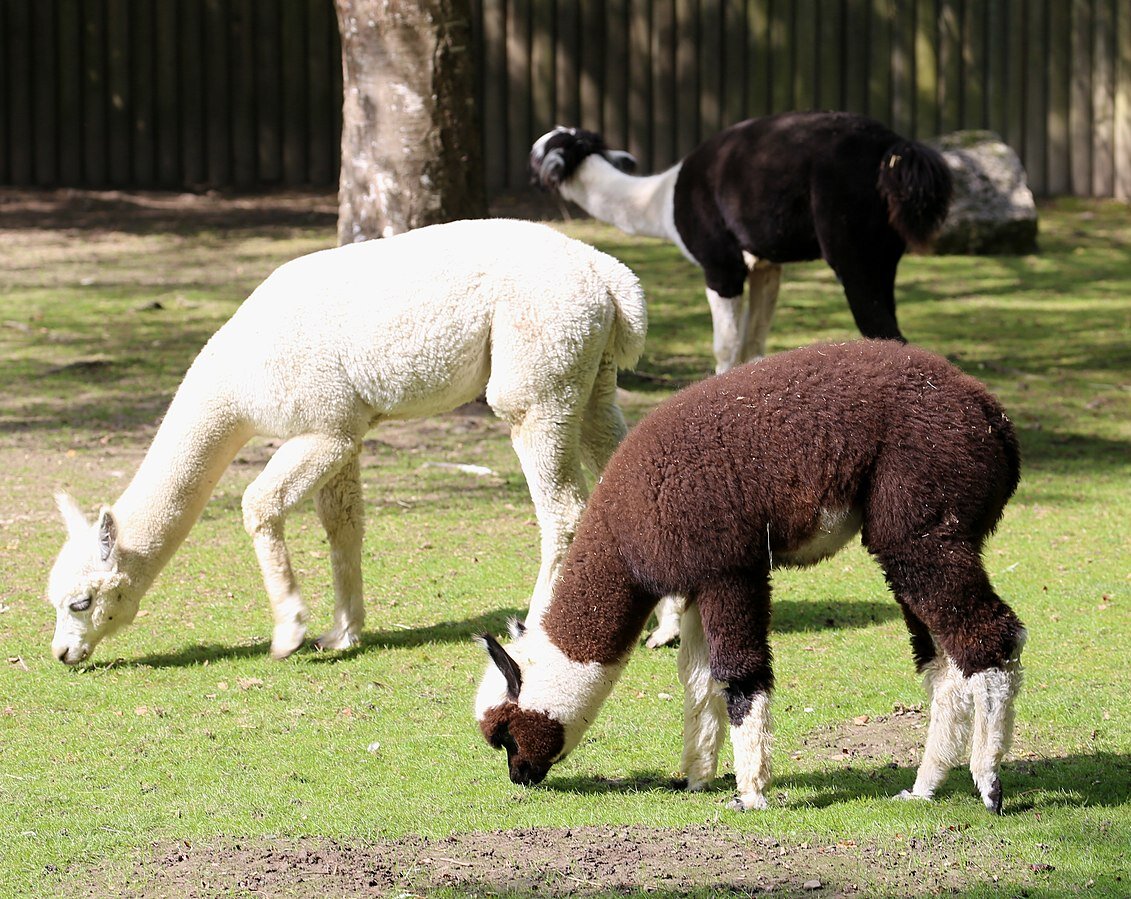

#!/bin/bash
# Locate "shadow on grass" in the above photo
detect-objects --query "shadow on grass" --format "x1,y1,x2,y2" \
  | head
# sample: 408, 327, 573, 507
548, 751, 1131, 812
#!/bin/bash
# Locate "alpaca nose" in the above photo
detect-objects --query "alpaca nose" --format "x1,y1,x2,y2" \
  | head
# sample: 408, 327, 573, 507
55, 646, 70, 663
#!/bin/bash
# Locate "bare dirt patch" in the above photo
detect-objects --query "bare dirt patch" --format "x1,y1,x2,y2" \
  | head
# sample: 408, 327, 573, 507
792, 705, 928, 770
70, 824, 1023, 898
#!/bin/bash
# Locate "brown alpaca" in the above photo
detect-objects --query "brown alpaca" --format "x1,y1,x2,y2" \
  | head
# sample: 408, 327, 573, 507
476, 340, 1025, 814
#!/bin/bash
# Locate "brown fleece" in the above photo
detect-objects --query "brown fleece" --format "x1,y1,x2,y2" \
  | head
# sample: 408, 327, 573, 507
542, 340, 1023, 679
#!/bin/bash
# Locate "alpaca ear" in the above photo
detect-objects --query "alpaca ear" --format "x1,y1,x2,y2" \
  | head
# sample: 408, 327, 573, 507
476, 633, 523, 701
95, 507, 118, 565
55, 492, 90, 538
606, 150, 637, 173
507, 617, 527, 641
537, 148, 567, 191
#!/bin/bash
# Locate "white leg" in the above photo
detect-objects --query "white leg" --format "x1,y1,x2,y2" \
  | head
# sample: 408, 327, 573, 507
646, 593, 685, 648
677, 603, 727, 791
705, 288, 748, 374
242, 433, 358, 659
969, 655, 1023, 814
313, 451, 365, 651
508, 412, 587, 627
742, 263, 783, 362
895, 654, 973, 802
579, 353, 627, 476
728, 691, 773, 811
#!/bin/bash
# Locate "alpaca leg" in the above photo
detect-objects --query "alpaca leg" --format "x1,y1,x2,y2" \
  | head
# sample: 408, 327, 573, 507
697, 569, 774, 810
313, 450, 365, 651
896, 653, 974, 802
741, 261, 783, 362
676, 602, 727, 791
706, 287, 749, 374
242, 433, 359, 659
579, 351, 627, 476
507, 411, 587, 626
646, 593, 685, 648
968, 630, 1025, 814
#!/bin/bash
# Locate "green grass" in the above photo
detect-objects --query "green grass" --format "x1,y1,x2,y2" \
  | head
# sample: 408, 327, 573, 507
0, 199, 1128, 897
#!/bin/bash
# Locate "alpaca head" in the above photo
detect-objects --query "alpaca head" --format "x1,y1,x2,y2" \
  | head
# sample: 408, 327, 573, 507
475, 619, 621, 786
529, 126, 637, 192
47, 493, 138, 665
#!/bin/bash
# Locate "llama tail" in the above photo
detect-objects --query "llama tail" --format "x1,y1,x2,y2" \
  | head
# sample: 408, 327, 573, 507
592, 252, 648, 369
877, 141, 953, 251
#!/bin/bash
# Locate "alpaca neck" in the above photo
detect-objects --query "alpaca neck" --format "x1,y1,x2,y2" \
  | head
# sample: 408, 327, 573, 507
111, 386, 250, 595
560, 156, 683, 243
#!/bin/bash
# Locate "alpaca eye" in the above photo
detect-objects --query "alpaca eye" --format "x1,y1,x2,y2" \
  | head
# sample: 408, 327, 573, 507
69, 595, 92, 613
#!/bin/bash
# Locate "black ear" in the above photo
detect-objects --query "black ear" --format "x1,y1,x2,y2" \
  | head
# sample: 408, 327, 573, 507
507, 617, 527, 640
537, 148, 567, 191
605, 149, 637, 173
476, 632, 523, 701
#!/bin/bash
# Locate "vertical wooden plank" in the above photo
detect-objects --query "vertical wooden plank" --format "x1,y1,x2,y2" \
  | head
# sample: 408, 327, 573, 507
281, 0, 307, 184
794, 0, 817, 112
154, 0, 180, 186
1115, 0, 1131, 198
629, 0, 652, 163
579, 0, 606, 135
674, 0, 697, 150
870, 0, 893, 123
844, 0, 869, 114
769, 0, 793, 112
963, 0, 987, 128
936, 0, 960, 131
6, 0, 33, 184
106, 0, 131, 186
203, 0, 231, 188
556, 0, 580, 127
506, 0, 532, 189
1092, 0, 1116, 196
699, 0, 722, 137
1004, 0, 1026, 152
256, 0, 282, 185
82, 0, 108, 185
723, 0, 747, 127
1025, 0, 1048, 193
329, 4, 342, 183
58, 0, 83, 183
1047, 0, 1070, 194
33, 0, 58, 184
530, 0, 554, 139
181, 0, 205, 186
1069, 0, 1094, 195
747, 0, 772, 117
891, 0, 916, 133
130, 0, 155, 186
230, 0, 257, 187
480, 0, 507, 192
984, 0, 1007, 136
816, 0, 843, 111
651, 0, 677, 165
915, 0, 939, 136
607, 0, 627, 149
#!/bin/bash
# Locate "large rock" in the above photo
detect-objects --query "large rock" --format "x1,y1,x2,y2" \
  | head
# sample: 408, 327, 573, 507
929, 131, 1039, 255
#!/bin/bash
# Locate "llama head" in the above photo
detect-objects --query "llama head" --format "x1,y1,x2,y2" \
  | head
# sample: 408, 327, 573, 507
47, 493, 138, 665
475, 619, 622, 786
529, 126, 637, 191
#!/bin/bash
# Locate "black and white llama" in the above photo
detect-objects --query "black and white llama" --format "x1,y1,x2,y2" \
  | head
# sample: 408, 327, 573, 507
477, 340, 1024, 814
530, 111, 953, 373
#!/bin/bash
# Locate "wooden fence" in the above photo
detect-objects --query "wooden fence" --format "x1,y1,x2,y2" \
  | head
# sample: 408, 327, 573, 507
2, 0, 1130, 198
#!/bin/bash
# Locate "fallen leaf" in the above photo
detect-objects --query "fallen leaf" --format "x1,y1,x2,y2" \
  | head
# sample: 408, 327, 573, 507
853, 715, 870, 726
7, 657, 28, 671
803, 879, 822, 890
237, 677, 264, 691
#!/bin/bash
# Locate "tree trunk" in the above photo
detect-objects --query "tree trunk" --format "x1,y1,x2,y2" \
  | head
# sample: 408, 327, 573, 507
334, 0, 486, 244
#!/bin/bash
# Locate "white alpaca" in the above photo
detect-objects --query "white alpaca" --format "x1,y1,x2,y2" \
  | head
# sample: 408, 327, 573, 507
47, 219, 647, 665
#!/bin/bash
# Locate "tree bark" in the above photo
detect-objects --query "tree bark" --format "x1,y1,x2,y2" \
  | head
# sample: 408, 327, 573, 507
334, 0, 486, 244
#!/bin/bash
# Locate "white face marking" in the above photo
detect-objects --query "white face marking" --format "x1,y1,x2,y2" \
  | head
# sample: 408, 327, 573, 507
475, 626, 626, 764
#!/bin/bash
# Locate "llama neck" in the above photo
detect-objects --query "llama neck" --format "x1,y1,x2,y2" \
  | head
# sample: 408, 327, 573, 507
111, 384, 250, 594
560, 156, 682, 243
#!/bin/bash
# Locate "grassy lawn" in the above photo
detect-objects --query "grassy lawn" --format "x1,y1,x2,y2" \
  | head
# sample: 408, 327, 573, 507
0, 193, 1127, 897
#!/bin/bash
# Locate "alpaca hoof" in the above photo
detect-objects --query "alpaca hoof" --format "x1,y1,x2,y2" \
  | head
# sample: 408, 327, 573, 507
893, 789, 933, 802
727, 793, 768, 811
270, 623, 307, 660
980, 776, 1003, 815
645, 626, 680, 649
313, 628, 360, 652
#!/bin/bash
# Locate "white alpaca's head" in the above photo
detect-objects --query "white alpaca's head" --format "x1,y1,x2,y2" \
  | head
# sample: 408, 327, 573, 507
529, 126, 637, 192
475, 619, 623, 786
47, 493, 138, 665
